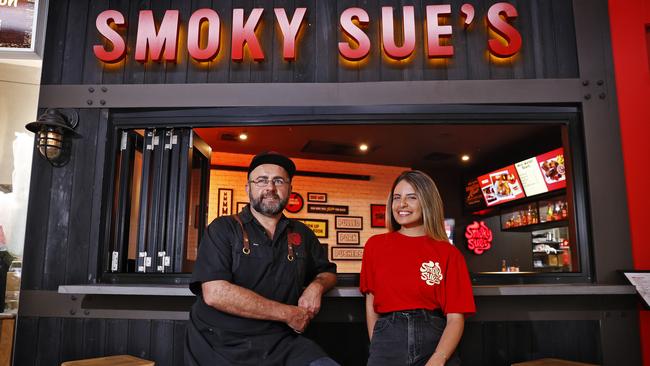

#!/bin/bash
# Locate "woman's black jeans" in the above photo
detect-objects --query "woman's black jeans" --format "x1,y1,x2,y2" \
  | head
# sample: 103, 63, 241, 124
367, 309, 461, 366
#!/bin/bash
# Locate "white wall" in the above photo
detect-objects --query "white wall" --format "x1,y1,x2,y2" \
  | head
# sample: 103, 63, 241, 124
0, 61, 41, 257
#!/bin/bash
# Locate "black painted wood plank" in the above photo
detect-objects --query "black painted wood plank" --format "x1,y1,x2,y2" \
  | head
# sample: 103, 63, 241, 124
416, 3, 448, 80
229, 0, 254, 82
482, 321, 510, 366
552, 0, 579, 78
293, 0, 314, 82
457, 321, 482, 366
271, 0, 295, 82
41, 0, 70, 85
172, 321, 187, 366
60, 318, 85, 363
403, 0, 424, 81
105, 319, 129, 354
61, 1, 90, 84
124, 0, 151, 84
539, 0, 559, 78
446, 0, 469, 80
164, 0, 191, 83
358, 0, 380, 82
13, 316, 39, 366
150, 320, 175, 366
65, 110, 100, 285
529, 0, 545, 79
465, 0, 489, 80
88, 110, 111, 282
127, 319, 152, 360
207, 0, 233, 83
512, 0, 536, 79
22, 129, 53, 290
489, 0, 516, 80
314, 0, 337, 82
83, 1, 111, 84
337, 0, 360, 82
42, 143, 76, 290
507, 321, 534, 363
250, 0, 274, 82
101, 0, 131, 84
182, 0, 209, 84
83, 318, 107, 359
36, 318, 63, 365
144, 0, 171, 84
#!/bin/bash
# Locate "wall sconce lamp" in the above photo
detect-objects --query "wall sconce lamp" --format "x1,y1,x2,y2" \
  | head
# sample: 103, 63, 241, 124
25, 109, 81, 167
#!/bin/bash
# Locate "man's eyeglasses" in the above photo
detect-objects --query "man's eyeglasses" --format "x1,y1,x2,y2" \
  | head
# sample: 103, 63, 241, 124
249, 178, 290, 187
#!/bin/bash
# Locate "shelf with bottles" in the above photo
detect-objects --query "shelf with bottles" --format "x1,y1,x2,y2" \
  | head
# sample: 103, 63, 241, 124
501, 195, 569, 231
531, 227, 573, 272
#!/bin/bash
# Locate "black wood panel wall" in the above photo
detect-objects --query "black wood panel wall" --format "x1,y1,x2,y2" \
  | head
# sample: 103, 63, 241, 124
13, 317, 600, 366
40, 0, 578, 85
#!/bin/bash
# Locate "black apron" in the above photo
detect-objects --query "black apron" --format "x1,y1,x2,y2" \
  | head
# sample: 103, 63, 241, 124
185, 214, 327, 366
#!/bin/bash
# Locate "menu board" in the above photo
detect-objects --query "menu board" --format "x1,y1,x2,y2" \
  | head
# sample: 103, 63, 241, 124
464, 179, 484, 208
478, 165, 525, 206
515, 157, 549, 196
535, 148, 567, 191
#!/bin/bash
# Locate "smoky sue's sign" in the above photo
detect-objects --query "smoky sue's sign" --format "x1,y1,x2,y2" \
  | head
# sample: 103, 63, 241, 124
93, 2, 522, 65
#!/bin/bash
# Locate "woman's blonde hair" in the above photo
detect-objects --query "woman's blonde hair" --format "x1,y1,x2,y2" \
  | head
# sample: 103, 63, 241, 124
386, 170, 448, 241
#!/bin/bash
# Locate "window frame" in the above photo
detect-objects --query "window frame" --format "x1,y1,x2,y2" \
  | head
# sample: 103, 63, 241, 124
98, 105, 592, 285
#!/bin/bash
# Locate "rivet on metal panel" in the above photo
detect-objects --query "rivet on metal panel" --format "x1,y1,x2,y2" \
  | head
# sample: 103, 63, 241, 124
599, 93, 606, 99
100, 100, 106, 105
101, 87, 108, 92
84, 310, 90, 316
87, 99, 93, 105
582, 80, 589, 86
88, 87, 95, 93
596, 80, 604, 86
584, 94, 591, 100
70, 309, 76, 315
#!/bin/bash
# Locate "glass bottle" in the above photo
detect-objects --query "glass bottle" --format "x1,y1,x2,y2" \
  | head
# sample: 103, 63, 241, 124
501, 259, 507, 272
546, 203, 554, 222
561, 201, 568, 219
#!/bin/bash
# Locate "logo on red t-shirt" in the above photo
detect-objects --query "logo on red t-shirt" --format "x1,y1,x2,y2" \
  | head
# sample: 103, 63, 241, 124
420, 261, 443, 286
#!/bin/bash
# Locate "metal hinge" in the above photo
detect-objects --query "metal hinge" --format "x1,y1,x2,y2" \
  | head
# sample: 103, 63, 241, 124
111, 251, 119, 271
120, 132, 127, 151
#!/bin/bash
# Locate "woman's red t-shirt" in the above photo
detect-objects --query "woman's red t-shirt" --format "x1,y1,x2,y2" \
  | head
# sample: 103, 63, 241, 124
359, 231, 476, 316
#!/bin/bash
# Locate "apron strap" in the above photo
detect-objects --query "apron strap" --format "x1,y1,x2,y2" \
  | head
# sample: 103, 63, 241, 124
232, 214, 250, 255
232, 212, 295, 262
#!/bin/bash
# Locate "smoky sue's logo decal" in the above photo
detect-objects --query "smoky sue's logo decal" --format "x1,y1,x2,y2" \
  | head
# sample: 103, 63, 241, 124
420, 261, 443, 286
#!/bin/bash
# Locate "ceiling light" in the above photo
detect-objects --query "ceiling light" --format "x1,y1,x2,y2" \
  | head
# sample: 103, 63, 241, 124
359, 144, 369, 152
238, 133, 248, 141
461, 154, 470, 162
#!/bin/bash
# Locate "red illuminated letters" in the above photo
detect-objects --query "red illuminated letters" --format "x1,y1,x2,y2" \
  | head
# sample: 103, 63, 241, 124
231, 8, 264, 62
487, 2, 522, 58
382, 6, 416, 60
338, 8, 371, 61
93, 3, 524, 65
426, 5, 454, 57
135, 10, 180, 62
275, 8, 307, 61
187, 9, 220, 62
93, 10, 126, 63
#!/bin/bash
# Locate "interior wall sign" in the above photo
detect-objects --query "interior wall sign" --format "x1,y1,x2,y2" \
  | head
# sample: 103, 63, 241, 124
465, 221, 493, 255
93, 2, 522, 64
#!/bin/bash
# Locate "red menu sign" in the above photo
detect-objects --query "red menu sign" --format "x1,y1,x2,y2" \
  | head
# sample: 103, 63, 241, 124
478, 165, 525, 206
535, 148, 566, 191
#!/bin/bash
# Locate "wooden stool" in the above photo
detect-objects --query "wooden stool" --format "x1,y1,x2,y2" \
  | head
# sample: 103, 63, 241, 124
61, 355, 155, 366
512, 358, 598, 366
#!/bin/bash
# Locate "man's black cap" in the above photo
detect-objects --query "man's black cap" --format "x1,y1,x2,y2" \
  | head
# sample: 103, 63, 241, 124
248, 151, 296, 178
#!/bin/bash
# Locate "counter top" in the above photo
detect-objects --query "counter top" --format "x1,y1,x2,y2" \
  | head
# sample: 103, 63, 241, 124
58, 284, 637, 297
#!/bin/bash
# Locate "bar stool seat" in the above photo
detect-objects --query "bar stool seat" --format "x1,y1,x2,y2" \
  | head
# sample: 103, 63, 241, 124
512, 358, 598, 366
61, 355, 155, 366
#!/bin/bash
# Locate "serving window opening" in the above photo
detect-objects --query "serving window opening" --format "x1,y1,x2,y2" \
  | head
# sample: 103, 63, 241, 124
104, 116, 588, 284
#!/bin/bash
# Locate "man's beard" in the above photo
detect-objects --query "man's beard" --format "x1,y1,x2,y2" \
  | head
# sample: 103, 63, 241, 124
250, 191, 288, 216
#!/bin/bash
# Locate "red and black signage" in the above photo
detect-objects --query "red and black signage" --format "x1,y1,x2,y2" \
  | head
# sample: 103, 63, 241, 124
93, 3, 522, 64
285, 192, 304, 213
465, 221, 493, 255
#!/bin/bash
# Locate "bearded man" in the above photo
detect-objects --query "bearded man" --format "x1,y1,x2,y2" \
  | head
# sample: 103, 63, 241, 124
185, 151, 339, 366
